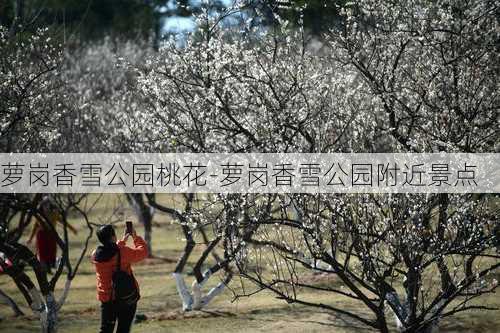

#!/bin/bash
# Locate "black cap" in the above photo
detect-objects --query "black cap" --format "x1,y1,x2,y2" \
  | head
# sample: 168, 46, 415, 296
96, 224, 116, 245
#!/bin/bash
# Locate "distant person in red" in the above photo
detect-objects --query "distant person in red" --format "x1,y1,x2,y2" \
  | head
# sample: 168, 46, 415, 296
27, 197, 77, 274
92, 224, 147, 333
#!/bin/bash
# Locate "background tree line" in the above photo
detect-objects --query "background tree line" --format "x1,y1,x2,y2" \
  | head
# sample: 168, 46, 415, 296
0, 0, 346, 42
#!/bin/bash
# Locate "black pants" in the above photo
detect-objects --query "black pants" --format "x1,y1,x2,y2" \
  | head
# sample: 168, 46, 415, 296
100, 301, 137, 333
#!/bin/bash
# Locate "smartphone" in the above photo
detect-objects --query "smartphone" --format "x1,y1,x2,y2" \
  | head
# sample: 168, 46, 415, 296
126, 221, 133, 234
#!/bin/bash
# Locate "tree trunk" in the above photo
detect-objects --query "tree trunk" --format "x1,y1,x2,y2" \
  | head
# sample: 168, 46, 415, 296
173, 272, 193, 311
126, 194, 154, 257
173, 270, 232, 311
45, 292, 58, 333
0, 288, 24, 316
9, 0, 24, 37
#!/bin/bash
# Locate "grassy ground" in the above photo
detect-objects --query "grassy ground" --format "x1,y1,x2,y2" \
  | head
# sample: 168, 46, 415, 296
0, 194, 499, 333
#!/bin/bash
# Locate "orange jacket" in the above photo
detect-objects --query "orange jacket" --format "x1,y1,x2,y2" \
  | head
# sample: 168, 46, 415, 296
91, 236, 148, 303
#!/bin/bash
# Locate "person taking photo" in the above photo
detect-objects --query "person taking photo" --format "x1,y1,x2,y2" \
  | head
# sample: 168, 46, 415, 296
92, 223, 147, 333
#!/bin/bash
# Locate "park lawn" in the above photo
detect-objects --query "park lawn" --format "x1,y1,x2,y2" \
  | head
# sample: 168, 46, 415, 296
0, 194, 499, 333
